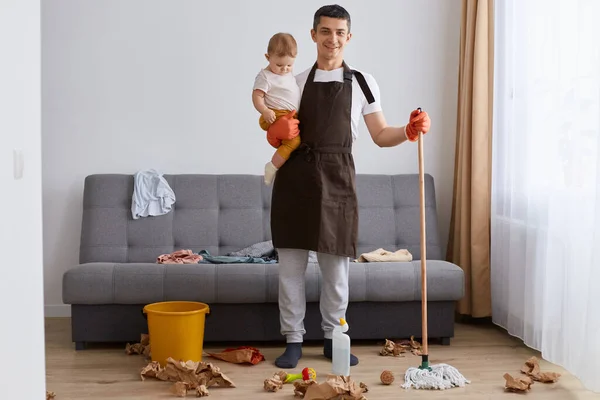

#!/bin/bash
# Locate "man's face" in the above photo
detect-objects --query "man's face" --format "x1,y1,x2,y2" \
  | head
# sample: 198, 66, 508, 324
311, 16, 352, 60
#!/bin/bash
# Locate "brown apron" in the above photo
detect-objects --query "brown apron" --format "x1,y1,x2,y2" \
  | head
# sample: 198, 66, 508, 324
271, 61, 358, 258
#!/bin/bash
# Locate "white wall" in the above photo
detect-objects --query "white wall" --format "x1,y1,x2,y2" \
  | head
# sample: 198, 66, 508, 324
1, 0, 47, 397
42, 0, 461, 315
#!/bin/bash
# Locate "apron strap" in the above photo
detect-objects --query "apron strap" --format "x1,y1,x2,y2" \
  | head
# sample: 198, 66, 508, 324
310, 62, 374, 104
351, 70, 375, 104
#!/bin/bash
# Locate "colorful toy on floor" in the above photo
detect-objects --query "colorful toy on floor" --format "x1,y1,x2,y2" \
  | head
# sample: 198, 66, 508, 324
284, 367, 316, 383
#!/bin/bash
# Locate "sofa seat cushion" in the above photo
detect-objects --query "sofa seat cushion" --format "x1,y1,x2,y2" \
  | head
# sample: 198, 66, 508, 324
62, 261, 464, 305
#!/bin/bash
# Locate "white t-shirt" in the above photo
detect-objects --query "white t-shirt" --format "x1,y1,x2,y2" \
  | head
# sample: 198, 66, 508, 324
295, 65, 382, 141
253, 69, 300, 111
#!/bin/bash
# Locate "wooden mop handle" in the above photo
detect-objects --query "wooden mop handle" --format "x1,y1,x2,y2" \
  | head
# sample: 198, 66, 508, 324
417, 108, 428, 357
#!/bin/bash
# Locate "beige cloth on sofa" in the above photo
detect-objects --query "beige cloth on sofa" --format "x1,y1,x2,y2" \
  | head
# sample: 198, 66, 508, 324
356, 248, 413, 263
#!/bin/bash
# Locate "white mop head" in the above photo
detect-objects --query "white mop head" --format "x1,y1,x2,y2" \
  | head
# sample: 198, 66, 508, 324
402, 363, 471, 390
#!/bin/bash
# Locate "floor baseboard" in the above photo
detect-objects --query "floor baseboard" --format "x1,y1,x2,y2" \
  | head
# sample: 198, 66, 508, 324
45, 304, 71, 318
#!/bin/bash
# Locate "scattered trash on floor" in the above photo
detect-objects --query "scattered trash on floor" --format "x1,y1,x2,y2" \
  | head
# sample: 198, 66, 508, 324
379, 339, 405, 356
520, 356, 561, 383
263, 371, 288, 392
293, 375, 368, 400
503, 356, 561, 393
380, 370, 395, 385
125, 333, 151, 358
46, 391, 56, 400
170, 381, 209, 397
171, 382, 189, 397
379, 336, 422, 357
195, 385, 210, 397
141, 357, 235, 397
206, 346, 265, 365
504, 373, 534, 392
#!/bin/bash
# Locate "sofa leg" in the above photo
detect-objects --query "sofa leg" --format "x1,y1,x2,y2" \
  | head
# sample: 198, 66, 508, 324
75, 341, 87, 350
440, 337, 451, 346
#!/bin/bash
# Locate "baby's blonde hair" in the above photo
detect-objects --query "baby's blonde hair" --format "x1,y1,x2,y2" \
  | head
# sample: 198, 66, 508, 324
267, 33, 297, 58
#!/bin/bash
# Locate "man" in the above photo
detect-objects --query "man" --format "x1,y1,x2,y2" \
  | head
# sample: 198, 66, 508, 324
267, 4, 431, 369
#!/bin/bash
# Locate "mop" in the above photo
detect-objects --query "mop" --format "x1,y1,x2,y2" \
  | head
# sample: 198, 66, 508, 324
401, 109, 471, 390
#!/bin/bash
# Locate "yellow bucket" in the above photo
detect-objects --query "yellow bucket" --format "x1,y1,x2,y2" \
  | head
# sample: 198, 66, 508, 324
143, 301, 210, 366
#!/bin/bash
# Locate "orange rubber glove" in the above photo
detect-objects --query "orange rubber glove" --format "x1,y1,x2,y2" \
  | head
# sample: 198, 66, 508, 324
266, 110, 300, 148
405, 109, 431, 142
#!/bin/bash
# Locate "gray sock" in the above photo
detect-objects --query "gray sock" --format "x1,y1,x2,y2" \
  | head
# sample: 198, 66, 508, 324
275, 343, 303, 369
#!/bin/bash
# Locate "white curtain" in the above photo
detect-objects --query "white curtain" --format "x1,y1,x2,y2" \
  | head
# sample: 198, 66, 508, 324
492, 0, 600, 393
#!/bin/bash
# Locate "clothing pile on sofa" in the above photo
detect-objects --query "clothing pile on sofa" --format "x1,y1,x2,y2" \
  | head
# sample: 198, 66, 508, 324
196, 249, 277, 264
156, 241, 281, 265
355, 248, 413, 262
156, 249, 203, 264
156, 242, 413, 265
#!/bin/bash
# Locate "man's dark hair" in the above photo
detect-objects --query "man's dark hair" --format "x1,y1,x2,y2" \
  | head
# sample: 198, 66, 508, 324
313, 4, 351, 32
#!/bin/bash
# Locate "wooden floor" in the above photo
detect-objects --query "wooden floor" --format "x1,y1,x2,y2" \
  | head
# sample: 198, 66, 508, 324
45, 318, 599, 399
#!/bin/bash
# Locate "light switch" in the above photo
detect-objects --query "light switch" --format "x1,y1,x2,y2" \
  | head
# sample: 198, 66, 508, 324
13, 150, 24, 180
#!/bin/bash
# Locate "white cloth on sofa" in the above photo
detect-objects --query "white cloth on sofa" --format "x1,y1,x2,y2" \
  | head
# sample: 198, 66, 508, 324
131, 169, 176, 220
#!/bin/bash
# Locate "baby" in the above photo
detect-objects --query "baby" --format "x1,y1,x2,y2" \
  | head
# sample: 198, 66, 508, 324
252, 32, 301, 185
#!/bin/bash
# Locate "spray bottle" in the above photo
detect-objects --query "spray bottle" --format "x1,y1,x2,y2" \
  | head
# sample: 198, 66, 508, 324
332, 317, 351, 376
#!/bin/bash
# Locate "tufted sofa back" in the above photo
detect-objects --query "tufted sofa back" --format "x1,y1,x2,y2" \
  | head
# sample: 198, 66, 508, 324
78, 174, 441, 263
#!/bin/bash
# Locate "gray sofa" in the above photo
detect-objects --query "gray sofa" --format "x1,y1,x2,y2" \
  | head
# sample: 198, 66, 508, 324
62, 173, 464, 350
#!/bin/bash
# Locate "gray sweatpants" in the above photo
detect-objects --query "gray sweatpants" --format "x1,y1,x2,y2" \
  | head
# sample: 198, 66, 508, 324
278, 248, 349, 343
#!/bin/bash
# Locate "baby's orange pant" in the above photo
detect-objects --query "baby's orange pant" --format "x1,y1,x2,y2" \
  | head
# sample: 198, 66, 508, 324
259, 109, 301, 161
